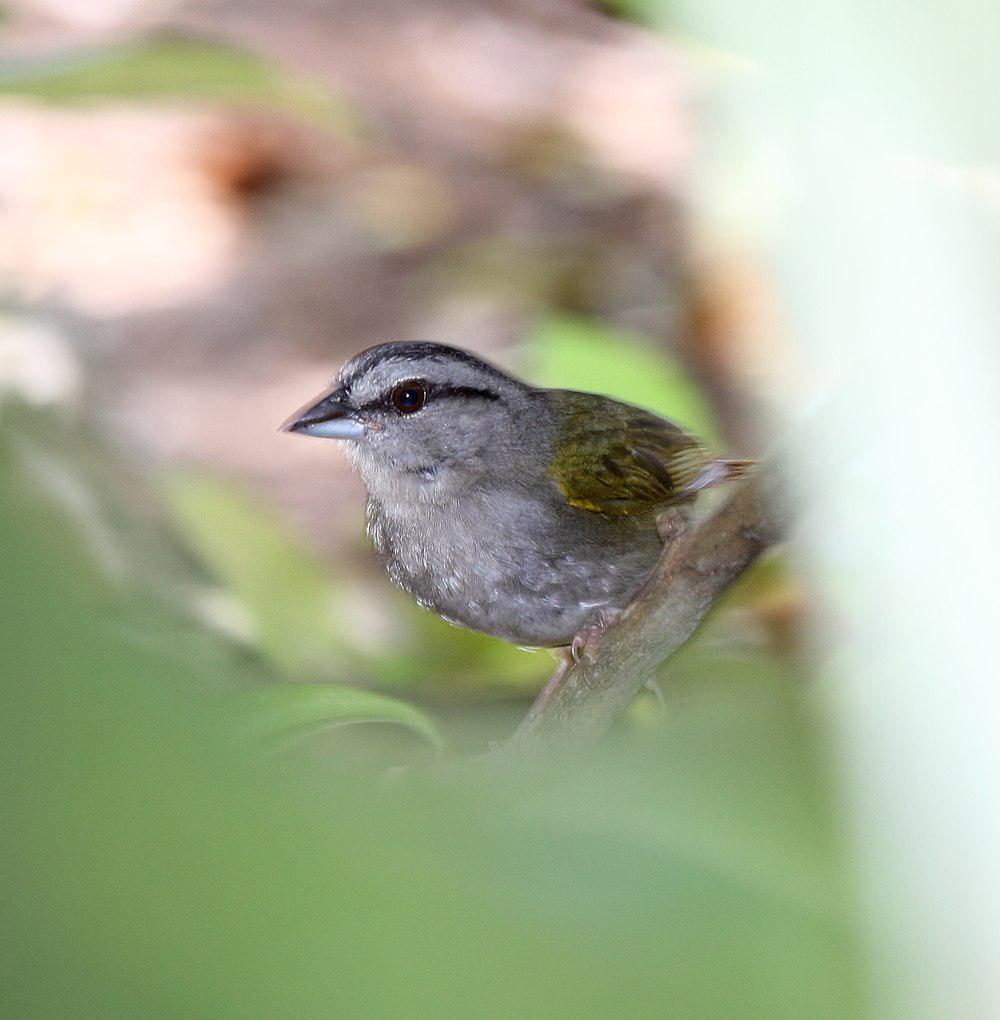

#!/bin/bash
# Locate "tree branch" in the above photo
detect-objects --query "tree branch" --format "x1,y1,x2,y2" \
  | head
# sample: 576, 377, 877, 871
502, 461, 794, 756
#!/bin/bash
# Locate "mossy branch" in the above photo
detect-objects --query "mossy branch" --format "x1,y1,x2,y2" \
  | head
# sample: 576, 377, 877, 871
503, 461, 793, 755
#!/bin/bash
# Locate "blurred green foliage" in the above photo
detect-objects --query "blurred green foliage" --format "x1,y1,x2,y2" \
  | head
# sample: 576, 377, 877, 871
230, 683, 442, 751
0, 35, 359, 135
526, 315, 720, 443
1, 412, 866, 1016
593, 0, 665, 27
167, 473, 353, 683
0, 301, 868, 1014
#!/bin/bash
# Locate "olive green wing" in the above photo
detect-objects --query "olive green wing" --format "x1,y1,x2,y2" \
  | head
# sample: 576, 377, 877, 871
548, 392, 749, 515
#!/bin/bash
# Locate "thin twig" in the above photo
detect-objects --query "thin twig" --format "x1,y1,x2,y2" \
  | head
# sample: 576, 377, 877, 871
501, 461, 793, 756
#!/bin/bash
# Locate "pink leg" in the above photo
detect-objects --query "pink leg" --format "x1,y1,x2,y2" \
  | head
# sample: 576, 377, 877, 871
520, 610, 624, 730
522, 646, 574, 723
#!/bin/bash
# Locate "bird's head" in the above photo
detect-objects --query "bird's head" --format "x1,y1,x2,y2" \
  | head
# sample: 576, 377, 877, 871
282, 341, 544, 500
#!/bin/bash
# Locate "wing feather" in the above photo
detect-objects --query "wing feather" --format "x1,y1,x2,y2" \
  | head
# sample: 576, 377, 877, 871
548, 392, 747, 515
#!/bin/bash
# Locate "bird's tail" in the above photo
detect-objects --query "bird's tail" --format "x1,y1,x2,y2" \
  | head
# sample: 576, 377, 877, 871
685, 457, 755, 494
719, 458, 755, 481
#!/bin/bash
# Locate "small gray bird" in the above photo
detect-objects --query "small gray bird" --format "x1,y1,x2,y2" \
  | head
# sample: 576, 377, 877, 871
283, 342, 748, 652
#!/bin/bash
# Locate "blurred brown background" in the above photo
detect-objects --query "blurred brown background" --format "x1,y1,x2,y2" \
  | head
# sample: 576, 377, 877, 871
1, 0, 781, 558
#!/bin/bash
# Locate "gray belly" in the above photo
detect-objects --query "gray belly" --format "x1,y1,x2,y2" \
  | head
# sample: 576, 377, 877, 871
366, 494, 663, 647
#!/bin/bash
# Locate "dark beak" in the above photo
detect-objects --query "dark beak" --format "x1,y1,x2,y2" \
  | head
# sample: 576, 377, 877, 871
280, 387, 366, 439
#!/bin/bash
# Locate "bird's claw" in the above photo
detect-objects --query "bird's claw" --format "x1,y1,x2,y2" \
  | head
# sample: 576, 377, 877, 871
521, 610, 623, 726
570, 609, 621, 665
570, 629, 594, 665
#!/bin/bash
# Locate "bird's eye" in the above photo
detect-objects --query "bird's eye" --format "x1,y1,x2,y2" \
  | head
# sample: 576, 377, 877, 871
391, 381, 426, 415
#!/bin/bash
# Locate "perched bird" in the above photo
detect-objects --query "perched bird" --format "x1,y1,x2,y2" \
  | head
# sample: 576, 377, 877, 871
283, 341, 749, 655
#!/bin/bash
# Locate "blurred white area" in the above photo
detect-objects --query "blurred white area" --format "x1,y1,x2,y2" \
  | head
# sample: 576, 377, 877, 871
565, 35, 694, 189
13, 0, 180, 30
0, 105, 241, 315
0, 316, 80, 406
679, 1, 1000, 1015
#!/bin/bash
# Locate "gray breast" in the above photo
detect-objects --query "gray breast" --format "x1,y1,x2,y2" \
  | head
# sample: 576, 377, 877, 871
365, 491, 663, 647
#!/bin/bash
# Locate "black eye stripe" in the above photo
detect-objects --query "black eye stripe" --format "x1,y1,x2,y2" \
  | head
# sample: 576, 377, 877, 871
354, 384, 500, 415
427, 384, 501, 403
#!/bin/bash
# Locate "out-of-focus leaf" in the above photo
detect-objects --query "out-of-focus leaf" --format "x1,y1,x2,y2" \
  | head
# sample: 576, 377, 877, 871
0, 406, 279, 693
231, 683, 442, 749
1, 420, 866, 1018
525, 314, 720, 442
165, 472, 349, 682
0, 36, 359, 136
592, 0, 661, 26
4, 406, 202, 598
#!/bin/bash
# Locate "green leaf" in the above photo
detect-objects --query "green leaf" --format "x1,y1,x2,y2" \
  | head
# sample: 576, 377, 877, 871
165, 472, 349, 682
525, 314, 720, 442
0, 36, 359, 136
591, 0, 663, 27
232, 683, 442, 749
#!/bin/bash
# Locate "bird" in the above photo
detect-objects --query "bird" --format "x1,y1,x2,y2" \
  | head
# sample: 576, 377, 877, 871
282, 341, 750, 661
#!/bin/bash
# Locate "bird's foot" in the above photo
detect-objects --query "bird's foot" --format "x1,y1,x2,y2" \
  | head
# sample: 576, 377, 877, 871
521, 610, 623, 727
570, 608, 622, 666
655, 507, 690, 544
